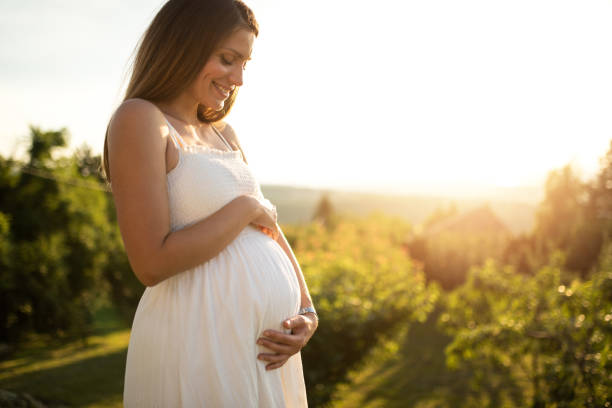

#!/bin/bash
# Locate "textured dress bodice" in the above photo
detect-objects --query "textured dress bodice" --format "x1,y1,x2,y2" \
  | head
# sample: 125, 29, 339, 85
166, 138, 262, 232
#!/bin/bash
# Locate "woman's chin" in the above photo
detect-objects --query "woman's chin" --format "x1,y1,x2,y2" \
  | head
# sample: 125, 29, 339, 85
200, 100, 225, 112
209, 98, 226, 111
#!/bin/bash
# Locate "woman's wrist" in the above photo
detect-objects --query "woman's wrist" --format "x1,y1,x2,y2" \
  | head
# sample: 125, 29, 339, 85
298, 305, 318, 322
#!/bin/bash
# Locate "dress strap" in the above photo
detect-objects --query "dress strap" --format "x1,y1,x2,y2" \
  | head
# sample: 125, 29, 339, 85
165, 119, 187, 149
211, 125, 234, 151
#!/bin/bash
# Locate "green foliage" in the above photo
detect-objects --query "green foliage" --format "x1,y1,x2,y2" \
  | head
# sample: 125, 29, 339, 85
593, 140, 612, 229
535, 165, 585, 251
529, 163, 606, 277
501, 233, 547, 275
283, 214, 439, 406
0, 127, 117, 342
99, 209, 143, 325
73, 143, 104, 181
440, 250, 612, 407
26, 126, 67, 168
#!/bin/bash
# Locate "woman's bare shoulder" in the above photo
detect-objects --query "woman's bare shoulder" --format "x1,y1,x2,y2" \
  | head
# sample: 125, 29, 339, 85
108, 99, 167, 152
107, 98, 170, 190
109, 99, 164, 133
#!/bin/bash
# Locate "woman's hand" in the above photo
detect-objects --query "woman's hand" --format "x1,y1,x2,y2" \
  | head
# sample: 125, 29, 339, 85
250, 198, 279, 240
256, 313, 318, 370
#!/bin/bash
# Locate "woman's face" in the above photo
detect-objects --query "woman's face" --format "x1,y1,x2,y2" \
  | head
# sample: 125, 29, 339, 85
190, 27, 255, 111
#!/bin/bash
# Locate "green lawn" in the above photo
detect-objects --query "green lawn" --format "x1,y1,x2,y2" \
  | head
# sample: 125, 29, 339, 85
329, 308, 524, 408
2, 306, 524, 407
0, 307, 129, 407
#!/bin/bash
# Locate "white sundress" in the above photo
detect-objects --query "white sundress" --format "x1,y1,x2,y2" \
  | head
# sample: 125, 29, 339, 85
122, 119, 308, 407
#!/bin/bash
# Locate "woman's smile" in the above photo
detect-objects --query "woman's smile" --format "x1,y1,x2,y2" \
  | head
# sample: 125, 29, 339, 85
212, 81, 233, 99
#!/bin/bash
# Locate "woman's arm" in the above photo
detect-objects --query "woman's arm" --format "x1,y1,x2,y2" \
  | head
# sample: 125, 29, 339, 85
108, 99, 268, 287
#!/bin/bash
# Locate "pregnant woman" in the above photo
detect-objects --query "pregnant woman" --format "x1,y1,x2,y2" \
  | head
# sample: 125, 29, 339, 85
101, 0, 317, 406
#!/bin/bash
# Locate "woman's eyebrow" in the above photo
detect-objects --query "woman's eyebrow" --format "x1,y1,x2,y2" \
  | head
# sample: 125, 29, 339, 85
220, 47, 252, 60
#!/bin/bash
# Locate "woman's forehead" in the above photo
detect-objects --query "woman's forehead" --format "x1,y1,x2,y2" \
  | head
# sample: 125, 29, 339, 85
218, 28, 255, 58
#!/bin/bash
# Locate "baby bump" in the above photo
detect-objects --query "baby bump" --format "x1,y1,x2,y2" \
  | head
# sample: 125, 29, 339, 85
220, 226, 301, 329
128, 227, 300, 357
135, 229, 299, 324
210, 226, 302, 367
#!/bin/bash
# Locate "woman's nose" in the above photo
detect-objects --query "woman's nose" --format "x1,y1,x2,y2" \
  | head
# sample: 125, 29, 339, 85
229, 66, 243, 87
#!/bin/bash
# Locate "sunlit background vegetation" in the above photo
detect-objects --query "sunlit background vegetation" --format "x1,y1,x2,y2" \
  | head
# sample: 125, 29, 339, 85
2, 0, 612, 407
1, 127, 611, 407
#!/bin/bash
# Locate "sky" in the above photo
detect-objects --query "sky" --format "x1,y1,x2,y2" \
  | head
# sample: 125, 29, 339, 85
1, 0, 611, 197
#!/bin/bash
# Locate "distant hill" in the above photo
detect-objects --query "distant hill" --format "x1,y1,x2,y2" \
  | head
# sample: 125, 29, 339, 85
261, 184, 538, 235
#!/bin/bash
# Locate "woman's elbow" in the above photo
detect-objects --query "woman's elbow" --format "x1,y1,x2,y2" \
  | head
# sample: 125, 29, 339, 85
139, 272, 159, 287
131, 257, 163, 287
132, 266, 157, 287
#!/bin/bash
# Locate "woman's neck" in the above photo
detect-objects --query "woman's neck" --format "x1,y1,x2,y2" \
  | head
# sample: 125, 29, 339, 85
157, 96, 201, 127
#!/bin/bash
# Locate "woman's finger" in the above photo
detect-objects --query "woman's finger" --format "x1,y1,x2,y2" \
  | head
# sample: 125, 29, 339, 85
257, 352, 288, 363
259, 330, 303, 348
257, 338, 295, 354
266, 359, 288, 371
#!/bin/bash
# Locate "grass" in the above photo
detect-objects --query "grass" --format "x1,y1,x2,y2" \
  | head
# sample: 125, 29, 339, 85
0, 307, 129, 407
329, 308, 525, 408
1, 305, 527, 407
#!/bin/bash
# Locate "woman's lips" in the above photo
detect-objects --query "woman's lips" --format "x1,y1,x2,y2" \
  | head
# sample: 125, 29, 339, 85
213, 81, 232, 98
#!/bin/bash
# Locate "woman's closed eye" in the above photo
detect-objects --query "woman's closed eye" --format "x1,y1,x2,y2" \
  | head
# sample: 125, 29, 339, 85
221, 55, 234, 66
221, 54, 248, 70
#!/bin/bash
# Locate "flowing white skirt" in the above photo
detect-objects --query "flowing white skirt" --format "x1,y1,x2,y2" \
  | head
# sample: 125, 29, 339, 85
123, 226, 308, 407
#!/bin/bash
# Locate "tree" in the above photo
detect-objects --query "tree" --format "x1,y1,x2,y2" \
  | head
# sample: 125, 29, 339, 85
0, 127, 111, 342
532, 164, 604, 276
311, 193, 335, 229
535, 165, 584, 250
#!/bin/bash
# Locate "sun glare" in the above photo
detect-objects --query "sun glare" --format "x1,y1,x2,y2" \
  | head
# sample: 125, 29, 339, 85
0, 0, 610, 196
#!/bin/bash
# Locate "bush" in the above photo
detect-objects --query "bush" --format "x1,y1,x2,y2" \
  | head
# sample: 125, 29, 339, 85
440, 248, 612, 407
284, 213, 439, 406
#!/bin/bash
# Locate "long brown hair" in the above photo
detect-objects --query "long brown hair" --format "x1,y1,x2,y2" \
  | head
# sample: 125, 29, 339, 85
101, 0, 258, 184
